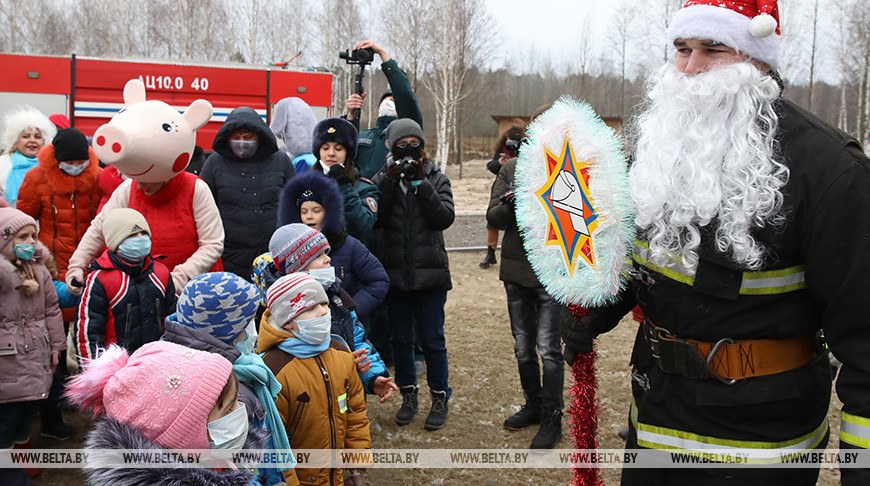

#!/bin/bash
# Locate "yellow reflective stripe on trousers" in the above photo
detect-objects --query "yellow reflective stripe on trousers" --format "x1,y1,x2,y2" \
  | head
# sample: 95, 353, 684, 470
841, 411, 870, 449
630, 401, 829, 464
632, 240, 807, 295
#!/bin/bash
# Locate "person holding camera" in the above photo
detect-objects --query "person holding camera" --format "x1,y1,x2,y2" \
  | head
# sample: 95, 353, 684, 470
372, 119, 454, 431
480, 126, 526, 269
345, 40, 423, 180
485, 109, 564, 450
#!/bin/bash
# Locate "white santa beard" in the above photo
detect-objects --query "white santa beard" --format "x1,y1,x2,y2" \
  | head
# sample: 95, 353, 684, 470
629, 62, 788, 270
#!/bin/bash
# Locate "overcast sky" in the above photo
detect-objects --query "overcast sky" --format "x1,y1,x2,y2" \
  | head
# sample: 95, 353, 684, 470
482, 0, 844, 84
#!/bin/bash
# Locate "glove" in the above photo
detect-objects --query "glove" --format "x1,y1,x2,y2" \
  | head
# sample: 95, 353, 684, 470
500, 189, 515, 207
327, 163, 352, 185
65, 267, 85, 296
561, 306, 596, 365
385, 162, 404, 182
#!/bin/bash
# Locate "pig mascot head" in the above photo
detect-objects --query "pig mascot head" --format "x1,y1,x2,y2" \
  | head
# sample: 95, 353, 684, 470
93, 79, 213, 183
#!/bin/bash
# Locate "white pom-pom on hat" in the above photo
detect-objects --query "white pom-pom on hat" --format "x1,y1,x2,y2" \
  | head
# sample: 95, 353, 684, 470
749, 13, 777, 38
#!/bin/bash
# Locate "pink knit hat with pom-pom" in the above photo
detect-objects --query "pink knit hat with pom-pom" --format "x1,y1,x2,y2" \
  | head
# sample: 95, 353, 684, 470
65, 341, 232, 450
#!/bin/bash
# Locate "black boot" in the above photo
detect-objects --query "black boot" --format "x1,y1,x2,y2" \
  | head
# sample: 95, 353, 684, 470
479, 247, 497, 268
40, 407, 74, 441
503, 400, 542, 430
424, 390, 449, 431
395, 385, 419, 426
530, 410, 562, 449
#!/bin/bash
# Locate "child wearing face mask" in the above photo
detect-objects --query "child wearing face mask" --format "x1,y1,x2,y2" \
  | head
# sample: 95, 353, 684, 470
253, 223, 395, 403
200, 107, 295, 281
162, 271, 293, 485
74, 208, 176, 362
260, 272, 371, 486
65, 341, 267, 486
0, 208, 65, 482
15, 127, 105, 443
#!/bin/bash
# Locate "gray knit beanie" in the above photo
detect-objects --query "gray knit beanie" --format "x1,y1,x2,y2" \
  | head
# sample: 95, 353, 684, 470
386, 119, 425, 152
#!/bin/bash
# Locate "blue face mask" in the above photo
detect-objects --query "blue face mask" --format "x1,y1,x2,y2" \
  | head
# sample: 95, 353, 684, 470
295, 310, 332, 345
59, 161, 88, 177
13, 244, 36, 261
308, 266, 335, 289
233, 330, 255, 355
117, 235, 151, 262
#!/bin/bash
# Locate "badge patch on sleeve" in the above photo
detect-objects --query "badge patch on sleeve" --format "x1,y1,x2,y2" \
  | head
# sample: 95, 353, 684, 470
338, 392, 348, 413
365, 197, 378, 213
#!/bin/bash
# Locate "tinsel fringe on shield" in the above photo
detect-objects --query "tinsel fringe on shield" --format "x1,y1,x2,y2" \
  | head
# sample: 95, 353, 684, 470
515, 95, 635, 307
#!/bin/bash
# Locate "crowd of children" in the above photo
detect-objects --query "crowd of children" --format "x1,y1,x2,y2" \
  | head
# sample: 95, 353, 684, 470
0, 39, 462, 486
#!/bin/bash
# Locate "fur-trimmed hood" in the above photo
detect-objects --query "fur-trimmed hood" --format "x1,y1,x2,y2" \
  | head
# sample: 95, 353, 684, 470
278, 170, 347, 247
82, 417, 267, 486
0, 240, 51, 292
36, 142, 101, 194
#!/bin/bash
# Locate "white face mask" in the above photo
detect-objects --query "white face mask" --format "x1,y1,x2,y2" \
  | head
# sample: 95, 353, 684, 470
207, 402, 249, 451
308, 266, 335, 289
295, 310, 332, 345
378, 98, 397, 118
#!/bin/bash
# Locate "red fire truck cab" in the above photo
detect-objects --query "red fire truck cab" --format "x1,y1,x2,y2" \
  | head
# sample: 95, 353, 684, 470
0, 53, 333, 150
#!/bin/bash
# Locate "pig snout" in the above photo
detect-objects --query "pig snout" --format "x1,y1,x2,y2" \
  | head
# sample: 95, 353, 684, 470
92, 125, 128, 164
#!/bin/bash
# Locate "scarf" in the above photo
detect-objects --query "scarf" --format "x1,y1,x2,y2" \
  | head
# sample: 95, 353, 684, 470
6, 151, 38, 205
275, 334, 332, 359
232, 353, 294, 471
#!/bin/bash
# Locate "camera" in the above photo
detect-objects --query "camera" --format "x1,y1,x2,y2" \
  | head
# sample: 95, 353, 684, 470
399, 156, 419, 180
504, 138, 522, 158
339, 48, 374, 66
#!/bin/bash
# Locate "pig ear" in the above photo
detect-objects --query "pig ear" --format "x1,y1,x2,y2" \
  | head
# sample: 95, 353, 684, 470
123, 79, 147, 105
182, 99, 213, 131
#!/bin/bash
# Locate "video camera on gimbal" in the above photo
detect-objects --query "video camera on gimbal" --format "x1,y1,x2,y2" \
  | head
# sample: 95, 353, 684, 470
339, 48, 374, 66
339, 48, 375, 130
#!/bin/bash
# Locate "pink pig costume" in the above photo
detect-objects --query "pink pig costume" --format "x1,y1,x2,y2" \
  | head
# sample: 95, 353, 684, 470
65, 79, 224, 294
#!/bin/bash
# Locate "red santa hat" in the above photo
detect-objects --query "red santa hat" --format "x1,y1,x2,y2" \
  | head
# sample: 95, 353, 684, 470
667, 0, 781, 70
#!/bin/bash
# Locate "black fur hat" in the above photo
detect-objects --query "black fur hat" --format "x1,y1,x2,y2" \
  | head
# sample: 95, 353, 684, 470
311, 117, 358, 163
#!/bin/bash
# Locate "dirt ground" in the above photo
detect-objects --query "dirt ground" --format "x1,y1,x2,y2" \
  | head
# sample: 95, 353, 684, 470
27, 159, 842, 485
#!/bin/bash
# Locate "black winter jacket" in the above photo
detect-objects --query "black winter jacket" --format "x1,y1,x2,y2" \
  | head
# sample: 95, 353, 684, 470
587, 99, 870, 484
486, 157, 540, 288
373, 160, 454, 292
201, 107, 295, 280
75, 251, 177, 361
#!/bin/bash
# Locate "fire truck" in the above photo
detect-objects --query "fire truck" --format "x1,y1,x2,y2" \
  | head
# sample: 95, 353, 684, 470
0, 53, 333, 148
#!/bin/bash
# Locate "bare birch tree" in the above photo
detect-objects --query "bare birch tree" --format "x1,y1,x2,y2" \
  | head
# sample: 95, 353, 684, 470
381, 0, 431, 92
610, 0, 636, 118
422, 0, 493, 167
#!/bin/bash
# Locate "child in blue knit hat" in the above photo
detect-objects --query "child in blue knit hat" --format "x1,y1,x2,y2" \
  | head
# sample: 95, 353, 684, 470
161, 271, 294, 485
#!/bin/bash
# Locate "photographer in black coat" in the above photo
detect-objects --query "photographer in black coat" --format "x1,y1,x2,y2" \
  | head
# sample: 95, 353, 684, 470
372, 119, 454, 431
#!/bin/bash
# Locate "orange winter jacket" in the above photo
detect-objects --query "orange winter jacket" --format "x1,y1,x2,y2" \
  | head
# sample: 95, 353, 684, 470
17, 144, 103, 320
258, 310, 371, 486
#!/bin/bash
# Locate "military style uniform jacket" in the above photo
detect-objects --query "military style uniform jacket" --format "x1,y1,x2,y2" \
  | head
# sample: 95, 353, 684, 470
588, 99, 870, 483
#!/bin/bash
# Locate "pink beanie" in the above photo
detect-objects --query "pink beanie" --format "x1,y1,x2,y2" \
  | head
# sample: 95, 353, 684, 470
66, 341, 233, 450
0, 207, 37, 255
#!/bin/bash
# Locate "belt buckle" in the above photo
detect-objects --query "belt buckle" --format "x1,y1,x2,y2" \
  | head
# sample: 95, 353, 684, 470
644, 320, 674, 359
706, 337, 738, 385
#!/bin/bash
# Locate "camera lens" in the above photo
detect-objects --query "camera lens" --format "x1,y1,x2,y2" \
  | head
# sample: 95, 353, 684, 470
401, 162, 418, 179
